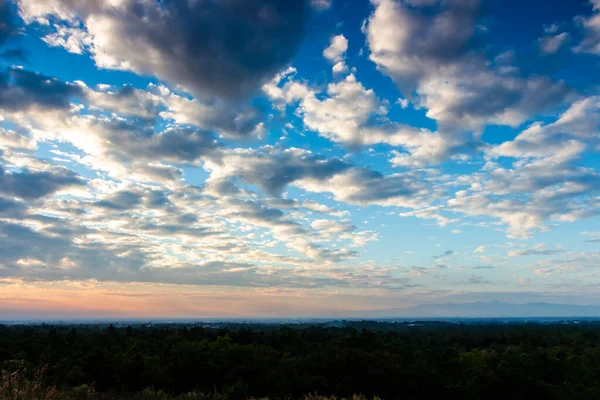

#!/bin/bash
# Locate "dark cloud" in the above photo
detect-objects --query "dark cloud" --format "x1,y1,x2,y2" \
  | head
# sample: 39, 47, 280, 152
336, 168, 422, 204
0, 47, 27, 61
143, 128, 221, 163
472, 265, 495, 270
432, 250, 454, 260
215, 148, 351, 196
24, 0, 312, 100
0, 0, 19, 47
0, 68, 82, 111
0, 221, 71, 267
438, 74, 570, 124
94, 189, 175, 212
60, 115, 221, 170
94, 190, 144, 211
509, 248, 565, 257
0, 196, 24, 214
225, 198, 308, 236
103, 121, 220, 164
0, 165, 85, 200
461, 275, 494, 285
366, 0, 483, 94
0, 219, 150, 282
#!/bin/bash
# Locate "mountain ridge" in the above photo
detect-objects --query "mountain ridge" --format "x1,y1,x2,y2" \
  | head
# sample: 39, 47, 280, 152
341, 301, 600, 318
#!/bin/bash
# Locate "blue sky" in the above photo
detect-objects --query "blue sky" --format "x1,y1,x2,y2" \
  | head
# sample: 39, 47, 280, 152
0, 0, 600, 318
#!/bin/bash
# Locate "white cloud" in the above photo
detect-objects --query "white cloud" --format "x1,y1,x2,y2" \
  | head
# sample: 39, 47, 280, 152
574, 0, 600, 55
323, 34, 348, 64
365, 0, 570, 133
539, 32, 570, 54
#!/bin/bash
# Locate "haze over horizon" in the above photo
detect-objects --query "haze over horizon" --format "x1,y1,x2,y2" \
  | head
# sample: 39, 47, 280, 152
1, 0, 600, 319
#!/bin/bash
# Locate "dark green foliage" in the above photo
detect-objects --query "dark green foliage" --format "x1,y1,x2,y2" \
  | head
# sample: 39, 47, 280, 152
1, 321, 600, 399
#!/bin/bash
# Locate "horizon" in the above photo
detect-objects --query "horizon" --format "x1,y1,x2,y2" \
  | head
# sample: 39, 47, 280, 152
4, 301, 600, 322
1, 0, 600, 318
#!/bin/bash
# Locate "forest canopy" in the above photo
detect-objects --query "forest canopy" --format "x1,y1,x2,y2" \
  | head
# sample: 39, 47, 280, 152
1, 321, 600, 399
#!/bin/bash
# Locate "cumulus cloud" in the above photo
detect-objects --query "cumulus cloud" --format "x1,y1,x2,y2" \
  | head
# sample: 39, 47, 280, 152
0, 68, 82, 111
447, 155, 600, 237
18, 0, 311, 100
489, 96, 600, 161
1, 0, 600, 305
323, 34, 348, 67
324, 34, 350, 75
7, 105, 220, 181
265, 72, 455, 164
204, 146, 350, 196
365, 0, 570, 132
297, 167, 436, 207
0, 164, 84, 200
0, 128, 36, 151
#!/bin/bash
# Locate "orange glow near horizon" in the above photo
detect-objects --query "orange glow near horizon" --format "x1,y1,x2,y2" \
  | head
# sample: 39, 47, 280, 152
0, 279, 417, 320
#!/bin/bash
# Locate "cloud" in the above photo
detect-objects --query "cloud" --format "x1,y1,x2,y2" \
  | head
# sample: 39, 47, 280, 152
447, 161, 600, 238
310, 0, 332, 11
324, 34, 349, 75
0, 0, 19, 47
366, 0, 481, 95
298, 74, 383, 146
432, 250, 453, 260
80, 83, 165, 118
7, 106, 220, 181
447, 98, 600, 237
19, 0, 311, 100
489, 96, 600, 160
323, 34, 348, 63
461, 275, 494, 285
332, 61, 349, 75
0, 128, 36, 151
204, 146, 350, 196
1, 0, 599, 308
0, 67, 82, 111
539, 32, 570, 54
297, 167, 436, 207
41, 24, 92, 54
365, 0, 570, 132
0, 164, 84, 200
266, 72, 455, 164
94, 190, 144, 211
573, 0, 600, 55
78, 82, 266, 139
159, 88, 266, 139
509, 247, 565, 257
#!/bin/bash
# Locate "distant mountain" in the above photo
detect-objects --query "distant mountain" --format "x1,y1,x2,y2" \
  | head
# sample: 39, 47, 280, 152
342, 301, 600, 319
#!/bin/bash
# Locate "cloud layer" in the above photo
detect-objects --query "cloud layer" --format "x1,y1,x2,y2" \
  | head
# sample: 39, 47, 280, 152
1, 0, 600, 315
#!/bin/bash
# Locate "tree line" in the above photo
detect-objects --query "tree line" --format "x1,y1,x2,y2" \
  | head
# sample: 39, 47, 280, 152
1, 321, 600, 399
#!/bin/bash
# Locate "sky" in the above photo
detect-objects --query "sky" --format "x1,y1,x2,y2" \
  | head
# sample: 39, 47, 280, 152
0, 0, 600, 319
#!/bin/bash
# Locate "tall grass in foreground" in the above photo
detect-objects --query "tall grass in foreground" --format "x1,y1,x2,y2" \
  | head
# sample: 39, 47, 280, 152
0, 367, 382, 400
